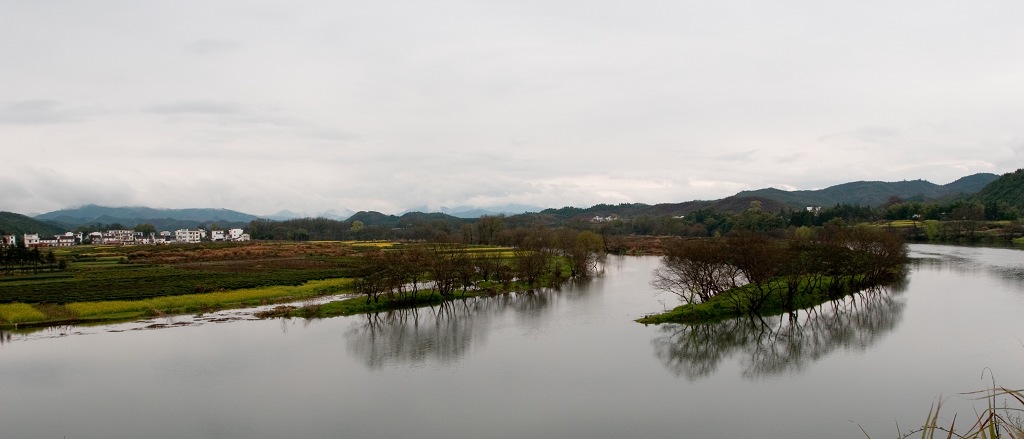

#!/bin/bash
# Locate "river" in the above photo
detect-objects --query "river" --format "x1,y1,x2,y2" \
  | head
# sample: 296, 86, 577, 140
1, 244, 1022, 438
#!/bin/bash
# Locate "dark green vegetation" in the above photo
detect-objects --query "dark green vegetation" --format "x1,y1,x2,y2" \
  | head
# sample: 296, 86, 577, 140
2, 243, 66, 275
975, 168, 1024, 213
0, 211, 65, 236
737, 173, 997, 208
639, 224, 907, 324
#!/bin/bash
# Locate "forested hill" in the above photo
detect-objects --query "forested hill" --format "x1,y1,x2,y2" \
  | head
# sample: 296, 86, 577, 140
974, 169, 1024, 212
533, 197, 789, 220
0, 212, 65, 236
34, 204, 259, 228
734, 173, 998, 209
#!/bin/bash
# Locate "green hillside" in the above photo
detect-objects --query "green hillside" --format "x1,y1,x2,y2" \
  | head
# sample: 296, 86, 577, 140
974, 169, 1024, 211
736, 173, 998, 208
0, 212, 66, 237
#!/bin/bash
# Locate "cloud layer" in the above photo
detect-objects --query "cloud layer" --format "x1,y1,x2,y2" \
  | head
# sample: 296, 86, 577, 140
2, 1, 1022, 215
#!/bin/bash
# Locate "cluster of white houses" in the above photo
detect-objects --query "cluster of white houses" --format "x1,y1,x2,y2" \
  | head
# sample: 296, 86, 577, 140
1, 228, 249, 248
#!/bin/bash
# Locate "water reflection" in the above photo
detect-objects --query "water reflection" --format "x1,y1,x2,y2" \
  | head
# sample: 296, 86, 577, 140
911, 245, 1024, 287
344, 289, 561, 369
652, 286, 906, 380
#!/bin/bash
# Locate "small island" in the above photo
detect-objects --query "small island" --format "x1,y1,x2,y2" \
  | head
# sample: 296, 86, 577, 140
637, 224, 907, 325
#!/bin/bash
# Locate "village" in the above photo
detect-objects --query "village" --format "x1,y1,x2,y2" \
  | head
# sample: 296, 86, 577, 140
1, 227, 250, 248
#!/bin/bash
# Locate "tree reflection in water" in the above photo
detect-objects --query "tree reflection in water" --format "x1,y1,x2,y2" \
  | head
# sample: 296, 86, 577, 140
344, 289, 556, 369
652, 284, 907, 380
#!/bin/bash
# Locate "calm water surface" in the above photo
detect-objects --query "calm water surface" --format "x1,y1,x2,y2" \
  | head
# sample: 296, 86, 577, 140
1, 244, 1022, 438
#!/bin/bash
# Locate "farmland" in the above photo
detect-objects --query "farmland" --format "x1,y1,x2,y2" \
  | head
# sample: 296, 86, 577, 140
0, 240, 543, 329
0, 241, 369, 327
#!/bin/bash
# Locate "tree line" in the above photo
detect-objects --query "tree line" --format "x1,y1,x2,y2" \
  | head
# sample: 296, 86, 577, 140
242, 197, 1023, 247
352, 228, 605, 307
1, 243, 66, 275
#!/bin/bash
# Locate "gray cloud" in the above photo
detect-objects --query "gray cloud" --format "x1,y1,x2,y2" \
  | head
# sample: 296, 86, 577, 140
0, 100, 82, 124
185, 39, 243, 56
145, 101, 243, 115
1, 1, 1022, 215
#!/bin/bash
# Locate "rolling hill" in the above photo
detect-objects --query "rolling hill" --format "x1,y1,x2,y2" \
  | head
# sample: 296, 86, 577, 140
0, 212, 66, 237
735, 173, 998, 209
35, 204, 260, 229
974, 169, 1024, 211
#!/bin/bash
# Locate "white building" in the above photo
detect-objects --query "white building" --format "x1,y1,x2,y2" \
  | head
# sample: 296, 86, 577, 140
55, 234, 76, 247
23, 234, 40, 246
210, 230, 226, 241
227, 228, 249, 241
175, 229, 203, 243
2, 235, 15, 247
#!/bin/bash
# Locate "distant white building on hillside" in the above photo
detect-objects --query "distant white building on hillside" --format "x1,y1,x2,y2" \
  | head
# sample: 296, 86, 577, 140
2, 235, 15, 247
175, 229, 203, 243
23, 234, 40, 247
228, 228, 249, 241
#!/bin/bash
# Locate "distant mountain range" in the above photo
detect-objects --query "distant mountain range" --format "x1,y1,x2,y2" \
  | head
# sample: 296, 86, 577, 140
3, 171, 1018, 236
30, 205, 260, 231
397, 204, 546, 218
262, 209, 355, 221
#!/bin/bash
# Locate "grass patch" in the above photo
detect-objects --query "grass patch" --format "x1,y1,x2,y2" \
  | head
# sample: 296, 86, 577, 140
637, 277, 860, 325
881, 220, 921, 228
67, 278, 352, 317
0, 278, 353, 328
0, 303, 47, 324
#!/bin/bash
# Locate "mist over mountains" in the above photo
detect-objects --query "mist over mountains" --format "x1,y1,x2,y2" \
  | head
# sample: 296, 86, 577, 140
3, 172, 1013, 235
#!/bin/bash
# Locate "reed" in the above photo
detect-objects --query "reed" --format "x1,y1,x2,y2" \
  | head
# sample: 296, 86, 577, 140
864, 382, 1024, 439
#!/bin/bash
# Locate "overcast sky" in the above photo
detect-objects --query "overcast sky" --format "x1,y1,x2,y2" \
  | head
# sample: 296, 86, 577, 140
2, 1, 1022, 216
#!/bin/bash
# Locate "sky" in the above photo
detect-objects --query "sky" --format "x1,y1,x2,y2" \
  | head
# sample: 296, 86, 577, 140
2, 1, 1023, 217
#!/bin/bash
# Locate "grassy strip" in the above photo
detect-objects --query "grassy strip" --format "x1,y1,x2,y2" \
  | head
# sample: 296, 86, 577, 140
0, 303, 48, 324
637, 277, 856, 325
0, 278, 353, 328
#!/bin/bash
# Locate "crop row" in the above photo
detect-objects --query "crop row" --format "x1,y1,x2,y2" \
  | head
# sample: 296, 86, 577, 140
0, 265, 358, 304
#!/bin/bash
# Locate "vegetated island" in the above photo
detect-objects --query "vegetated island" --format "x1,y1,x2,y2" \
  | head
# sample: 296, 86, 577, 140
637, 224, 908, 325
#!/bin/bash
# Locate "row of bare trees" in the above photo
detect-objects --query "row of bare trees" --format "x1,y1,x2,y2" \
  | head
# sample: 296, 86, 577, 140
651, 225, 907, 317
353, 229, 605, 306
